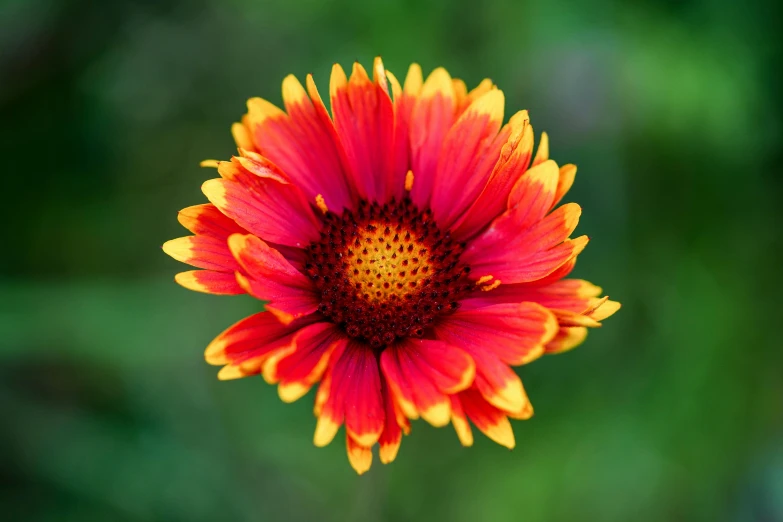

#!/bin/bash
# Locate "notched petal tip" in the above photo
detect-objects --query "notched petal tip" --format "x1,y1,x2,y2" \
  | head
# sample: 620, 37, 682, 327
347, 438, 373, 475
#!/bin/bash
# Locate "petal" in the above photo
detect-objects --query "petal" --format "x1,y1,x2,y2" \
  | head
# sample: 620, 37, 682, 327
545, 326, 588, 354
228, 233, 319, 324
506, 159, 561, 228
459, 388, 516, 449
378, 379, 407, 464
380, 339, 473, 427
177, 203, 246, 238
330, 60, 395, 203
430, 89, 505, 227
435, 301, 557, 366
346, 435, 373, 475
450, 394, 474, 447
458, 346, 529, 413
452, 110, 533, 240
204, 311, 315, 368
488, 279, 603, 313
173, 270, 244, 295
315, 342, 384, 447
470, 279, 619, 338
532, 131, 549, 166
163, 236, 239, 272
202, 158, 320, 248
408, 67, 457, 208
389, 63, 423, 200
231, 121, 254, 151
552, 164, 577, 209
267, 323, 347, 403
463, 201, 587, 284
461, 79, 495, 114
244, 83, 354, 211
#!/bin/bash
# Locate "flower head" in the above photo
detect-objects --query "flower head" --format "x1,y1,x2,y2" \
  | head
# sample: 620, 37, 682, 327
163, 57, 620, 474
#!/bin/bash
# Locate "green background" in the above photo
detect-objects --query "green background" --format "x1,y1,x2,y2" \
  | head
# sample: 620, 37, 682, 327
1, 0, 781, 520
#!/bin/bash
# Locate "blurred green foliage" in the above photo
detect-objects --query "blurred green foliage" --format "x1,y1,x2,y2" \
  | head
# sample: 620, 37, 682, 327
1, 0, 781, 521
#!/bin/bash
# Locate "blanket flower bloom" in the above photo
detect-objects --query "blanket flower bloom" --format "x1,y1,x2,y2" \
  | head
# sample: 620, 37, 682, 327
163, 57, 619, 474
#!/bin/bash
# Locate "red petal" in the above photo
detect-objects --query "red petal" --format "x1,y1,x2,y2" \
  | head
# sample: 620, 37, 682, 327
245, 84, 354, 211
205, 312, 317, 369
378, 378, 407, 464
455, 344, 528, 413
450, 394, 474, 447
177, 203, 246, 238
459, 388, 516, 449
463, 201, 586, 284
408, 68, 457, 208
228, 234, 319, 324
381, 339, 473, 427
388, 64, 423, 201
269, 324, 347, 402
435, 301, 557, 366
163, 236, 239, 272
202, 159, 320, 248
430, 89, 504, 227
451, 111, 533, 240
315, 342, 384, 447
331, 60, 395, 203
174, 270, 244, 295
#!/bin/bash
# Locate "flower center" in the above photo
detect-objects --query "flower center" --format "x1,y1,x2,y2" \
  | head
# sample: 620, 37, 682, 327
304, 198, 473, 348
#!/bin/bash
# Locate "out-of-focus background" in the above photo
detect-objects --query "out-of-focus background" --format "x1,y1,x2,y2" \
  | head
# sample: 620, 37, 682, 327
1, 0, 781, 520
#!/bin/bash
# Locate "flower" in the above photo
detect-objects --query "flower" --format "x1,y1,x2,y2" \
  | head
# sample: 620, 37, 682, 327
163, 57, 620, 474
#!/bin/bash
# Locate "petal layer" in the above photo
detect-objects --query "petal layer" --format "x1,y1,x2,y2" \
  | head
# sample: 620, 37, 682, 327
381, 339, 474, 427
228, 234, 319, 324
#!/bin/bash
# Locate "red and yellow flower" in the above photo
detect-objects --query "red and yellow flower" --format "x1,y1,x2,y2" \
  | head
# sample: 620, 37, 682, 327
163, 57, 619, 474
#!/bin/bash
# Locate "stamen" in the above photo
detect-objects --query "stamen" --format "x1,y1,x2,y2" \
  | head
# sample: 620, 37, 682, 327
200, 159, 220, 168
404, 170, 414, 191
476, 275, 494, 286
583, 296, 609, 315
315, 194, 329, 214
481, 279, 502, 292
